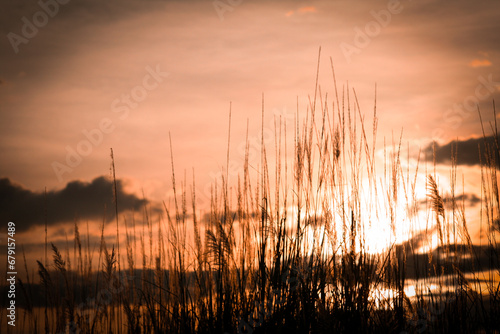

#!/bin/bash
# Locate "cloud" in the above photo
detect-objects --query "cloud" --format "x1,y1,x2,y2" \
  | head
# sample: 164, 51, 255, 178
389, 228, 500, 280
469, 59, 492, 68
0, 176, 147, 232
403, 243, 500, 280
424, 136, 499, 168
298, 6, 316, 14
447, 193, 481, 206
417, 193, 481, 210
285, 6, 316, 17
396, 228, 435, 254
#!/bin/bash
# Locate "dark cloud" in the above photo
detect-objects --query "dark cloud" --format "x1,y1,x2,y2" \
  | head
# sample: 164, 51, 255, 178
388, 227, 500, 280
417, 193, 481, 209
452, 193, 482, 206
0, 176, 147, 232
396, 228, 435, 254
409, 193, 481, 218
403, 244, 500, 280
424, 136, 500, 168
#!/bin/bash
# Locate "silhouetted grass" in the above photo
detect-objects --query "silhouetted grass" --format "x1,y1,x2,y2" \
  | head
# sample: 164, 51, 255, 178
1, 53, 499, 334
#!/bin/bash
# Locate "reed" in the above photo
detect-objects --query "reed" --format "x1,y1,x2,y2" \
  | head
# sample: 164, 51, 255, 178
2, 54, 499, 334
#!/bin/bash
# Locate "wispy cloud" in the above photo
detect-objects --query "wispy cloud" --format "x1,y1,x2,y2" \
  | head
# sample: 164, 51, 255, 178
285, 6, 317, 17
0, 176, 147, 232
469, 59, 492, 68
298, 6, 316, 14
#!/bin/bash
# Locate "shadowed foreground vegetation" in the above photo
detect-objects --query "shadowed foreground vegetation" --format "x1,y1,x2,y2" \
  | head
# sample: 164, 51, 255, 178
2, 58, 500, 333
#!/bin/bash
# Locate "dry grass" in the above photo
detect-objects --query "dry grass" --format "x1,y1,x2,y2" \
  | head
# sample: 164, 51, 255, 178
2, 54, 499, 334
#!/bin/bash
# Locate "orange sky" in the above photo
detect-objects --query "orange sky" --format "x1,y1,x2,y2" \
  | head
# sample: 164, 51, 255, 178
1, 0, 500, 265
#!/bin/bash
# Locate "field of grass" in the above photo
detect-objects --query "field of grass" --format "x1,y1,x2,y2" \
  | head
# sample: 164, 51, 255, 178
2, 57, 500, 333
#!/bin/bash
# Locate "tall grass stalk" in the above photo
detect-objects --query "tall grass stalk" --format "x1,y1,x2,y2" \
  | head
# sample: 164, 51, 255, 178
3, 54, 499, 334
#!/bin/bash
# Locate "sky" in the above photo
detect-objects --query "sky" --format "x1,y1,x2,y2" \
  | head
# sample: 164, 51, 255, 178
1, 0, 500, 266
